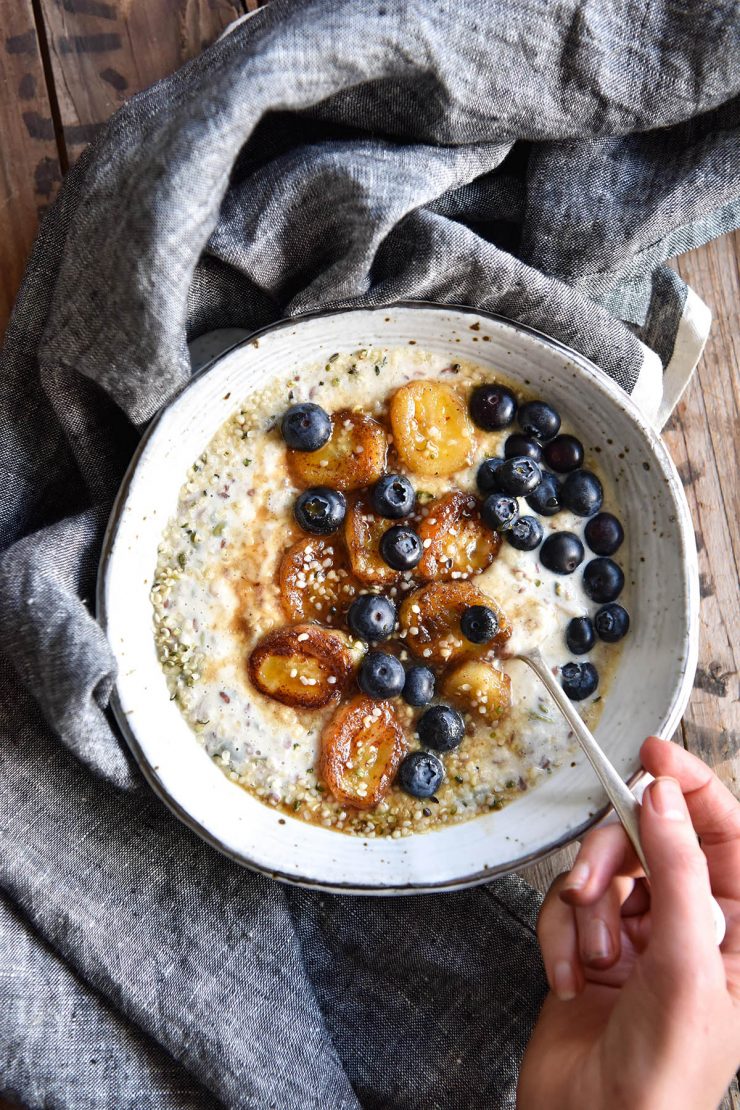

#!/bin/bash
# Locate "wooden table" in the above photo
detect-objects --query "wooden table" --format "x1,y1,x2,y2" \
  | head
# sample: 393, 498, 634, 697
1, 2, 737, 1106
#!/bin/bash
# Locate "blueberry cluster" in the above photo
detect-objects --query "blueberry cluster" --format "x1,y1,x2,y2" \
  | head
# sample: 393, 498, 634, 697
346, 592, 501, 798
469, 386, 629, 701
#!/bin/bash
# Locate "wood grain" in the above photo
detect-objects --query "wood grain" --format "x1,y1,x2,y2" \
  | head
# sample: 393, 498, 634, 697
0, 0, 62, 338
668, 232, 740, 794
37, 0, 249, 165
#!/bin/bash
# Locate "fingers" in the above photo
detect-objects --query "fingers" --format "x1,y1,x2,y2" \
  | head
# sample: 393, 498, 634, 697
621, 878, 651, 919
574, 877, 627, 969
640, 776, 724, 974
560, 824, 642, 907
641, 737, 740, 905
540, 742, 739, 998
641, 738, 740, 849
537, 875, 585, 1001
559, 822, 652, 965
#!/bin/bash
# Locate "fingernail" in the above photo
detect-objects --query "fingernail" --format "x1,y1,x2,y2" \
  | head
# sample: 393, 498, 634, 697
584, 918, 613, 962
562, 860, 590, 892
552, 960, 577, 1002
648, 777, 686, 821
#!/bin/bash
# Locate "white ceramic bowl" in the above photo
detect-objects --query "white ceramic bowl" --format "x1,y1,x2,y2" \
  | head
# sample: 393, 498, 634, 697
98, 304, 698, 893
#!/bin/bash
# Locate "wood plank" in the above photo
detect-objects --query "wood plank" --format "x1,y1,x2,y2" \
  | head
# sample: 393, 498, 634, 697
0, 0, 63, 340
667, 232, 740, 797
37, 0, 250, 165
671, 246, 740, 1110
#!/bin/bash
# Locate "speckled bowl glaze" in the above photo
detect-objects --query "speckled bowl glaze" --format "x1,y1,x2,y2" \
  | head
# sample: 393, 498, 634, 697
97, 304, 699, 893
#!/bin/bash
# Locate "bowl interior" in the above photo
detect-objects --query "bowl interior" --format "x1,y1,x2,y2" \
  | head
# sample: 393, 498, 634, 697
99, 304, 698, 892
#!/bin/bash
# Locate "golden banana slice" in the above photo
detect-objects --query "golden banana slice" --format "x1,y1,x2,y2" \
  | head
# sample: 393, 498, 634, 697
279, 536, 359, 626
344, 495, 400, 586
417, 490, 500, 580
389, 380, 474, 477
399, 580, 510, 666
248, 624, 355, 708
442, 659, 512, 724
287, 409, 387, 491
320, 696, 407, 809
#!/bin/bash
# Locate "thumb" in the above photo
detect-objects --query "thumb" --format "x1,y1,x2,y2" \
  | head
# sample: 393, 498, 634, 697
640, 777, 718, 966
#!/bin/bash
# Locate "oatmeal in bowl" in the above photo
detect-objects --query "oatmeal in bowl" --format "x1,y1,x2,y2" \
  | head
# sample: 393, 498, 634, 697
152, 346, 630, 840
100, 304, 697, 890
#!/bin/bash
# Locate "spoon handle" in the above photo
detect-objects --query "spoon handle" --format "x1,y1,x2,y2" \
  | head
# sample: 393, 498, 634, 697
520, 647, 649, 872
518, 648, 725, 945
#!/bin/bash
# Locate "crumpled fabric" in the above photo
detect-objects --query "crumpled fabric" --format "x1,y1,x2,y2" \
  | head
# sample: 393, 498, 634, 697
0, 1, 738, 1106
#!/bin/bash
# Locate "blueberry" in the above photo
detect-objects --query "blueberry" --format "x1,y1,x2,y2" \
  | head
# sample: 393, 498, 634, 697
372, 474, 416, 519
358, 651, 405, 699
281, 403, 331, 452
294, 487, 346, 534
566, 616, 596, 655
460, 605, 500, 644
481, 493, 519, 532
347, 594, 396, 641
518, 400, 561, 442
397, 750, 445, 798
526, 472, 561, 516
477, 457, 505, 495
505, 515, 544, 551
560, 661, 599, 701
402, 665, 436, 707
560, 470, 603, 517
584, 512, 624, 556
496, 456, 542, 496
594, 603, 630, 642
417, 704, 466, 752
469, 384, 517, 430
543, 435, 584, 473
582, 557, 624, 603
540, 532, 585, 574
504, 434, 543, 462
380, 526, 423, 571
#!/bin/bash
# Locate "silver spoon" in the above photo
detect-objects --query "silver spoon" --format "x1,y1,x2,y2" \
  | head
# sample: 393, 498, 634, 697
515, 644, 726, 944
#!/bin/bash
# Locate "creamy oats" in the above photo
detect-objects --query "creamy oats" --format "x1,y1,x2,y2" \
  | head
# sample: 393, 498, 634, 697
151, 346, 624, 838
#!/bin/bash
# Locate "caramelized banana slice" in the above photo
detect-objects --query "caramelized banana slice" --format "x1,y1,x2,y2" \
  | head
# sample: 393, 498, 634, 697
389, 381, 474, 477
417, 490, 500, 580
248, 624, 355, 708
442, 659, 512, 724
320, 696, 407, 809
344, 495, 400, 586
279, 536, 359, 625
399, 581, 510, 666
287, 409, 387, 491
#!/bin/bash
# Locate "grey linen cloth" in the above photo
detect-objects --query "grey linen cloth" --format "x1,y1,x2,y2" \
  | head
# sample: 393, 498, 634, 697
1, 1, 739, 1106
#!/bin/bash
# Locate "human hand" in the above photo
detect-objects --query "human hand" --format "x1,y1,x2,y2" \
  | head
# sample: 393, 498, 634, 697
517, 737, 740, 1110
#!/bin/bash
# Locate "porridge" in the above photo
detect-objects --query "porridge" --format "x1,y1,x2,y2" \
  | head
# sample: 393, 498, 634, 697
151, 346, 629, 838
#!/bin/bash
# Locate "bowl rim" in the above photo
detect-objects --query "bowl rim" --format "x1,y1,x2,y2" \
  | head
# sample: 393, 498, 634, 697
97, 300, 699, 894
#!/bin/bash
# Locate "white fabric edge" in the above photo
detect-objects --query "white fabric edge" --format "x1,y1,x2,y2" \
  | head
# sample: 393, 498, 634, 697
219, 10, 261, 40
631, 285, 711, 431
656, 286, 712, 429
630, 343, 663, 427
